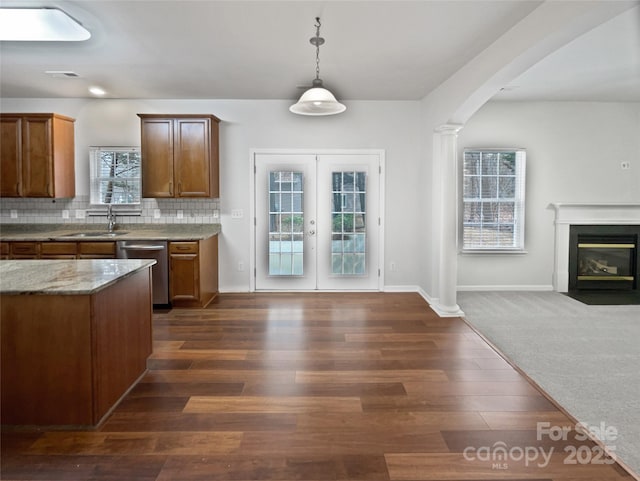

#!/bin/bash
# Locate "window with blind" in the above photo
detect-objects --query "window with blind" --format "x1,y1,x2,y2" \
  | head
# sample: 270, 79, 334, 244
461, 149, 526, 252
89, 147, 141, 205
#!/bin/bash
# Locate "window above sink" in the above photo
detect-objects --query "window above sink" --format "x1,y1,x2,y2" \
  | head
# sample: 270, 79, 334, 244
89, 147, 141, 206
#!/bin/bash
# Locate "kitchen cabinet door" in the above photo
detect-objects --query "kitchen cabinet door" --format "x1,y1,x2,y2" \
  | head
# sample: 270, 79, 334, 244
169, 242, 200, 303
169, 237, 218, 308
175, 118, 212, 197
140, 117, 174, 198
138, 114, 219, 198
0, 116, 21, 197
0, 113, 75, 198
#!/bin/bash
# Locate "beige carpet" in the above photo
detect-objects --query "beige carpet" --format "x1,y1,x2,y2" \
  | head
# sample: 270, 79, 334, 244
458, 291, 640, 477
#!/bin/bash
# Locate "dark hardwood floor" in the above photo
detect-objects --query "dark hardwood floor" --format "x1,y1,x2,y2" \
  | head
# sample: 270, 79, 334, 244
1, 292, 634, 480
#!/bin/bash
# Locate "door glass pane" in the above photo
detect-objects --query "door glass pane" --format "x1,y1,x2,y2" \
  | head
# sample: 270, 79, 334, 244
331, 171, 367, 276
269, 171, 304, 276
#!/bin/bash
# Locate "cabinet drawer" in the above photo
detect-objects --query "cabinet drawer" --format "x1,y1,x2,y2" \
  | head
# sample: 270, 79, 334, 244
10, 242, 39, 256
41, 242, 77, 255
0, 242, 9, 256
170, 242, 198, 254
78, 242, 116, 256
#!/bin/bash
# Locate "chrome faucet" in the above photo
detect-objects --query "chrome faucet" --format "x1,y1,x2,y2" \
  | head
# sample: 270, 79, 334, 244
107, 204, 116, 233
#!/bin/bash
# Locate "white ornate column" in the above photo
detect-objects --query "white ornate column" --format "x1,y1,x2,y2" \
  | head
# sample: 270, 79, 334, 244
431, 124, 464, 317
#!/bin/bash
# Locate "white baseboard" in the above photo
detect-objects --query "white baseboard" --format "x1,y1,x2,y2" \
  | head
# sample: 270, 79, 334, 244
457, 284, 554, 292
383, 285, 420, 293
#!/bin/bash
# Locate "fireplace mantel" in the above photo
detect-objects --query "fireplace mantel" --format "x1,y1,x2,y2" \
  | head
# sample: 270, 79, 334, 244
551, 203, 640, 291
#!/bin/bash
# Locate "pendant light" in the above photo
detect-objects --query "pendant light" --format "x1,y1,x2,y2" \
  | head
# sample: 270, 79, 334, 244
290, 17, 346, 116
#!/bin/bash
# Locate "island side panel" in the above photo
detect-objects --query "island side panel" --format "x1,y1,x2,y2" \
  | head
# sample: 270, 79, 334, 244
1, 295, 94, 425
200, 235, 219, 306
91, 268, 153, 424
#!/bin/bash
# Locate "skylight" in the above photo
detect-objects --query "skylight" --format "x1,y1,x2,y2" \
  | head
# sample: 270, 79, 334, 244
0, 8, 90, 41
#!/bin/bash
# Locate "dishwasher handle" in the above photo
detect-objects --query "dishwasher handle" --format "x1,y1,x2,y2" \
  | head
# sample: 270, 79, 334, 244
119, 244, 166, 251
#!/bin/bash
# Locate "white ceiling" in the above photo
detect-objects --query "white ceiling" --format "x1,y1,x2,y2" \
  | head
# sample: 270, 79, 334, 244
0, 1, 638, 102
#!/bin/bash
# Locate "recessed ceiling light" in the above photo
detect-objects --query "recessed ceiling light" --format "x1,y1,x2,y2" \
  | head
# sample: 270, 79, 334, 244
0, 8, 91, 41
89, 86, 106, 96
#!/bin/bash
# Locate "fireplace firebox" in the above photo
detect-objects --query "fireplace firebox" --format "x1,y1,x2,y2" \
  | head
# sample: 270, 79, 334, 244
569, 225, 639, 291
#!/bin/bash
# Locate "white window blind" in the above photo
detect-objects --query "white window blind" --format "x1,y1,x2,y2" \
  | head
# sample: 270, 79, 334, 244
461, 149, 526, 252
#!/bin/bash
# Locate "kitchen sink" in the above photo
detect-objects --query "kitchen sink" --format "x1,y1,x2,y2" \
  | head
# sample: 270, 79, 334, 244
60, 231, 129, 238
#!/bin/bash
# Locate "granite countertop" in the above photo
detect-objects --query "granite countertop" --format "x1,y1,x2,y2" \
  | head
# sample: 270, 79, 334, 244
0, 259, 156, 295
0, 223, 221, 242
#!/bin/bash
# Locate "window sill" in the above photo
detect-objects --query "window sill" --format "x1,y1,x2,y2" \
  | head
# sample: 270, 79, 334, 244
87, 206, 142, 216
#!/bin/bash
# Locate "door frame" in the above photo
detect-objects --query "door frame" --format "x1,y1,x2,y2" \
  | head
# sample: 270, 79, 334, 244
249, 149, 386, 292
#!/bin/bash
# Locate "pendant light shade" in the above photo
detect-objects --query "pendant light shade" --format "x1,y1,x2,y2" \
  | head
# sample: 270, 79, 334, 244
290, 18, 346, 116
290, 86, 346, 116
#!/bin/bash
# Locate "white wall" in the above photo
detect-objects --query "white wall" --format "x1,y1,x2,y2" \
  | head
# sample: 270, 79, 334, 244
456, 100, 640, 289
0, 98, 423, 292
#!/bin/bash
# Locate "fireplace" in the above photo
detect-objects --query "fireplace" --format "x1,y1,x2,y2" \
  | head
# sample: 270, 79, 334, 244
569, 225, 639, 292
551, 203, 640, 294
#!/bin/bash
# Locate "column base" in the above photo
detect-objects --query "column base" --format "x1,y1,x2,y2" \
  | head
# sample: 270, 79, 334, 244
429, 301, 465, 318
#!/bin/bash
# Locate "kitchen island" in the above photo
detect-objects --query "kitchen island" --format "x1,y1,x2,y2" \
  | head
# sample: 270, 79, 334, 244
1, 259, 155, 427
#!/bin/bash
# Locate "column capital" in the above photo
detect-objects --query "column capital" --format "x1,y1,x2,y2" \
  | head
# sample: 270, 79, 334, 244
434, 123, 464, 135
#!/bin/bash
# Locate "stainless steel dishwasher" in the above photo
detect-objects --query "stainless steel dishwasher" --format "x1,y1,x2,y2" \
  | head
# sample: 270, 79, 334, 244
116, 240, 169, 305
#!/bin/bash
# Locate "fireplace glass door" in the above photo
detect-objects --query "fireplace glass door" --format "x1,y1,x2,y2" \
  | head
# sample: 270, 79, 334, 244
577, 237, 636, 290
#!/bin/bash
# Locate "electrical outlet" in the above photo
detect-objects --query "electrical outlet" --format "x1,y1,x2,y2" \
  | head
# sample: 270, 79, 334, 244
238, 261, 245, 271
212, 209, 219, 219
232, 209, 244, 219
10, 209, 18, 219
75, 209, 86, 219
390, 262, 397, 272
621, 161, 631, 170
153, 209, 161, 219
177, 210, 184, 219
62, 210, 70, 219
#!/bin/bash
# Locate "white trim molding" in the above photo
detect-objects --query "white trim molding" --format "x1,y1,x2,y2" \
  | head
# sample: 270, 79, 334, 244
457, 285, 554, 292
550, 203, 640, 292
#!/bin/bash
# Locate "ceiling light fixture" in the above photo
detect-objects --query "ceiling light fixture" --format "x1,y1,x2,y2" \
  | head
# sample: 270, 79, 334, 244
0, 8, 91, 42
89, 86, 106, 96
290, 17, 346, 116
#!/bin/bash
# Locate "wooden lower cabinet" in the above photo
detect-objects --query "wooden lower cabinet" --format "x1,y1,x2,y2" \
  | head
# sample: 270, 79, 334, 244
1, 242, 9, 259
40, 241, 77, 259
3, 241, 115, 259
2, 237, 219, 309
0, 268, 153, 426
169, 236, 218, 308
77, 241, 116, 259
9, 242, 39, 259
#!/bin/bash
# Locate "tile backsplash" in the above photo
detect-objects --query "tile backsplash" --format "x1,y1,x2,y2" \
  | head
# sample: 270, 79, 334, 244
0, 196, 220, 225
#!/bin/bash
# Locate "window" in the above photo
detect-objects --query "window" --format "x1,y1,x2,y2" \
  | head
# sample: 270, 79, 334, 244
461, 149, 526, 252
90, 147, 141, 205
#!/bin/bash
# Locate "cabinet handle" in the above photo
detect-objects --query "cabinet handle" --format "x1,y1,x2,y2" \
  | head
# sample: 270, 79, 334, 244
178, 182, 182, 195
169, 182, 173, 195
16, 183, 21, 196
177, 246, 190, 250
46, 183, 51, 196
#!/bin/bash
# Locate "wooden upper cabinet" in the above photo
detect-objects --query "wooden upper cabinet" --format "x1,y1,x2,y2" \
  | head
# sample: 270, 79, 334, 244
0, 113, 76, 198
0, 116, 21, 197
138, 114, 220, 198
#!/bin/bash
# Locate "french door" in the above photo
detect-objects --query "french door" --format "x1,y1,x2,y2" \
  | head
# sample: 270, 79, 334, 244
254, 151, 382, 291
